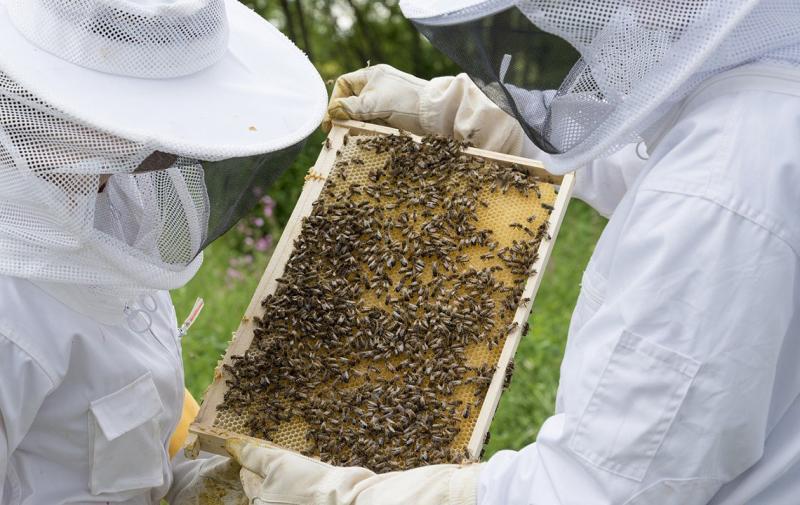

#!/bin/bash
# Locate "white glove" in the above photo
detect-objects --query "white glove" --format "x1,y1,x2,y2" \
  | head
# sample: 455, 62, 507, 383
325, 64, 526, 155
168, 454, 248, 505
324, 64, 429, 134
227, 439, 482, 505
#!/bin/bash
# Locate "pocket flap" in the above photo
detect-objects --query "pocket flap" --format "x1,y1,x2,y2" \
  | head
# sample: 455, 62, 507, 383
90, 372, 164, 441
569, 332, 701, 481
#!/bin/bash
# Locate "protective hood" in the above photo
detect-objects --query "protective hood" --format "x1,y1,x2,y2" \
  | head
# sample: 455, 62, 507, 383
0, 0, 326, 314
401, 0, 800, 173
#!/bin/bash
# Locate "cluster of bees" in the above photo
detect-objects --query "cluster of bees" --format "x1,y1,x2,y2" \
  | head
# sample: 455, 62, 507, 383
220, 132, 553, 472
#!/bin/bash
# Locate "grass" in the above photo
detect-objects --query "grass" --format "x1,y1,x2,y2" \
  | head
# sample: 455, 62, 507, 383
172, 198, 606, 460
173, 232, 268, 400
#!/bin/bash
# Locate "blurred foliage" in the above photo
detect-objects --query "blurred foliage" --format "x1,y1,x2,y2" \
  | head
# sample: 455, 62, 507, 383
244, 0, 462, 81
242, 0, 471, 237
175, 1, 604, 460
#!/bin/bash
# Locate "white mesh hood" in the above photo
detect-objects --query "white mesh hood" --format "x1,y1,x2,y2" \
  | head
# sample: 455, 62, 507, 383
0, 69, 309, 305
0, 71, 206, 297
0, 0, 325, 317
402, 0, 800, 172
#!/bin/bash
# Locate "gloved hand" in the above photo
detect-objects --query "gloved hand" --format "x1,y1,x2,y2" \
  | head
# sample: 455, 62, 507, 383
227, 439, 482, 505
325, 64, 526, 155
324, 64, 429, 134
168, 388, 200, 458
169, 454, 248, 505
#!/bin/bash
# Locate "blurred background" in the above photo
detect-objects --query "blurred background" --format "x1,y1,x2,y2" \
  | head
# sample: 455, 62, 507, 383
173, 0, 607, 459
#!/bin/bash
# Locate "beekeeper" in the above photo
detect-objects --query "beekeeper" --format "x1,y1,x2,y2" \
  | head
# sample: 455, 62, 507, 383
0, 0, 326, 503
214, 1, 800, 505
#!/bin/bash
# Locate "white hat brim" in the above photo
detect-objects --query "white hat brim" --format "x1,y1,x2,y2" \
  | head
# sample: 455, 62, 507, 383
0, 0, 328, 160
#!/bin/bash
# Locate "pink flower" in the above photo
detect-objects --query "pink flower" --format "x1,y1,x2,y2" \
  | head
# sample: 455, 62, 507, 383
255, 236, 272, 252
244, 236, 254, 246
261, 196, 275, 218
252, 217, 265, 227
226, 267, 244, 280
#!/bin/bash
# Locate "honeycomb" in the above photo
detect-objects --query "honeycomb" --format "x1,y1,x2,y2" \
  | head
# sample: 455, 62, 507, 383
212, 134, 558, 468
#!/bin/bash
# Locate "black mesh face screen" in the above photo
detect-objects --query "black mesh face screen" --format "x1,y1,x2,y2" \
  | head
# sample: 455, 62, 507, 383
199, 138, 306, 252
412, 6, 579, 153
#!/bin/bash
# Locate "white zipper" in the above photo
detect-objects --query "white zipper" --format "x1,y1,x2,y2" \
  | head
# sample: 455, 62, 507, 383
143, 294, 185, 466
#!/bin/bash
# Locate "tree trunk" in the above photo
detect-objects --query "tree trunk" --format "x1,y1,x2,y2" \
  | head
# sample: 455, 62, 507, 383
279, 0, 297, 43
404, 16, 422, 77
294, 0, 314, 61
345, 0, 385, 63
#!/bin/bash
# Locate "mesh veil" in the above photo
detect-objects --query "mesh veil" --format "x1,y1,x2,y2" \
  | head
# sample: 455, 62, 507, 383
0, 70, 306, 301
403, 0, 800, 172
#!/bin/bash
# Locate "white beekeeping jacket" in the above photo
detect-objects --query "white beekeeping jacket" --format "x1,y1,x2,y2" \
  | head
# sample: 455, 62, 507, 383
0, 278, 191, 504
479, 61, 800, 505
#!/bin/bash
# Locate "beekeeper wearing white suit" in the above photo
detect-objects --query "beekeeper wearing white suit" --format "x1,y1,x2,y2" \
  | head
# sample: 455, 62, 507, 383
0, 0, 326, 503
206, 1, 800, 505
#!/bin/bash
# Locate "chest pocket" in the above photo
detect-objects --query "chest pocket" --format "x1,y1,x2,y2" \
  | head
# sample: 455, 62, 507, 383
569, 332, 700, 481
88, 372, 165, 496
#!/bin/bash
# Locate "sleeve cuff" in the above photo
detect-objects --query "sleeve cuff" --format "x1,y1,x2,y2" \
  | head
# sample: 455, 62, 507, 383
449, 464, 483, 505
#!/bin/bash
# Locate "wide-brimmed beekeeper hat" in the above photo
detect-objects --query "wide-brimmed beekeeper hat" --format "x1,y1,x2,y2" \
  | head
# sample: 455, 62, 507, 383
401, 0, 800, 173
0, 0, 326, 158
0, 0, 326, 312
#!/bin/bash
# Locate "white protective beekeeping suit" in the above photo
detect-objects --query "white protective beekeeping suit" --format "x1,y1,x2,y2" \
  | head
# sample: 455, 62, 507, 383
218, 2, 800, 505
0, 0, 326, 503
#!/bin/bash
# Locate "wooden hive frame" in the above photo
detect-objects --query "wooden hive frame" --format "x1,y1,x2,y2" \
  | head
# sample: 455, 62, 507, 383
187, 119, 574, 460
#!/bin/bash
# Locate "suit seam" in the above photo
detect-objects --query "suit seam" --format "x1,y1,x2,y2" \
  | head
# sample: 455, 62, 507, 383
0, 329, 57, 388
622, 477, 726, 505
637, 188, 799, 259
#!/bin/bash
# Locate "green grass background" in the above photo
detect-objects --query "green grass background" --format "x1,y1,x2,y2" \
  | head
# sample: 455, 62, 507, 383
173, 193, 606, 459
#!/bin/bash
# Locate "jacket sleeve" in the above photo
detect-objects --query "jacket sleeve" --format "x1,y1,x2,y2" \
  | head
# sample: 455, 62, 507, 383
477, 190, 797, 505
521, 135, 647, 218
566, 144, 648, 218
419, 73, 528, 156
0, 331, 54, 501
